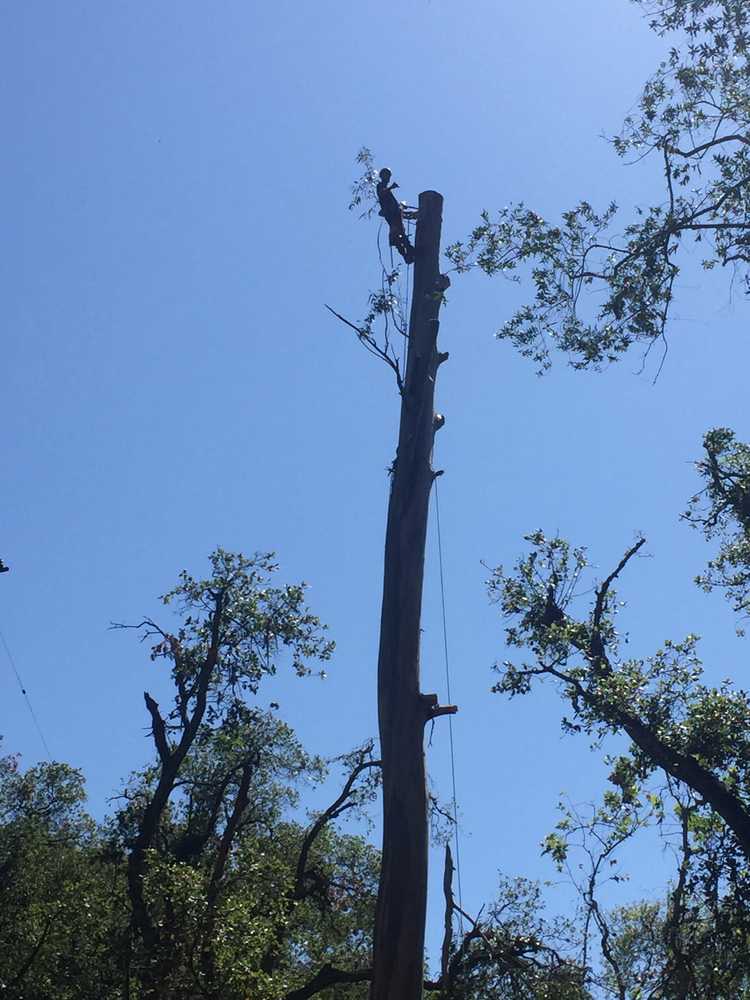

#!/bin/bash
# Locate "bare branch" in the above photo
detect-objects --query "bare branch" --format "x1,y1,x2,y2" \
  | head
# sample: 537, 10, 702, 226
325, 304, 404, 392
324, 303, 369, 339
441, 844, 454, 983
667, 133, 750, 158
591, 537, 647, 643
294, 753, 381, 900
144, 693, 170, 764
453, 903, 498, 958
208, 758, 255, 902
283, 964, 372, 1000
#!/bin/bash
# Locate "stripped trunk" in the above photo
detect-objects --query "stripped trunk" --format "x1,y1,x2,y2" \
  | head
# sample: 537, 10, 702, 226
371, 190, 454, 1000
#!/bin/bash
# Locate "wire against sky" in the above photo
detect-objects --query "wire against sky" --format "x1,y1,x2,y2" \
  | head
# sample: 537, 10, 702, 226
0, 624, 52, 761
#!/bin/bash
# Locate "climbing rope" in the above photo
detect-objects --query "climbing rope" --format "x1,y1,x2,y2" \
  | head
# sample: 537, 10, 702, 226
433, 479, 465, 934
0, 623, 52, 760
402, 219, 413, 374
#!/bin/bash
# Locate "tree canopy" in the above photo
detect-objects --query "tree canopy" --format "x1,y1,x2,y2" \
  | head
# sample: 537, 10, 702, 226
447, 0, 750, 372
5, 2, 750, 998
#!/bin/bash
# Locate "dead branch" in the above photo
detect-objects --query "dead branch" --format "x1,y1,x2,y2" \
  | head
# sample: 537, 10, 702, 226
441, 844, 454, 983
325, 304, 404, 393
143, 693, 170, 764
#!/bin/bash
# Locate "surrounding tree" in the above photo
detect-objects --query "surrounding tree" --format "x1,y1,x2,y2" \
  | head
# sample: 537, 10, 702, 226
0, 553, 385, 1000
489, 427, 750, 996
0, 749, 123, 999
114, 549, 334, 997
447, 0, 750, 372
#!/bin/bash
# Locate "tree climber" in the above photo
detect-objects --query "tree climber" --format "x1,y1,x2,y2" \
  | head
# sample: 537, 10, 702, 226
376, 167, 417, 264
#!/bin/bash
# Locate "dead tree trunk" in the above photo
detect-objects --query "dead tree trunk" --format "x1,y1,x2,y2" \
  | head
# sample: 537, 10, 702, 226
371, 190, 456, 1000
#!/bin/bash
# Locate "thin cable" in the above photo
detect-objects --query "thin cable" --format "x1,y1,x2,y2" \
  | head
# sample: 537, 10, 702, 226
402, 220, 413, 373
434, 479, 464, 932
0, 625, 52, 760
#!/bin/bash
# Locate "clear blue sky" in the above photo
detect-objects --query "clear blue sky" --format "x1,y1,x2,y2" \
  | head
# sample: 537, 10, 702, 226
3, 0, 749, 964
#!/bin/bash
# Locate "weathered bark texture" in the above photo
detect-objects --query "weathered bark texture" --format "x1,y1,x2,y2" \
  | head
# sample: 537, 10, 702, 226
371, 190, 454, 1000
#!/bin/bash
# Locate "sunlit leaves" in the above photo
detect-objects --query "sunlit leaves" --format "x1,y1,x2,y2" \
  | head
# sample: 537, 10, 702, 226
141, 549, 335, 726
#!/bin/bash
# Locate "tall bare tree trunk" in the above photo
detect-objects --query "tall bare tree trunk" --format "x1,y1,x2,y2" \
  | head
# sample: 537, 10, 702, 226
371, 190, 455, 1000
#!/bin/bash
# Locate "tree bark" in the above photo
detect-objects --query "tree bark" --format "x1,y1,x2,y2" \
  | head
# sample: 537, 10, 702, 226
371, 190, 454, 1000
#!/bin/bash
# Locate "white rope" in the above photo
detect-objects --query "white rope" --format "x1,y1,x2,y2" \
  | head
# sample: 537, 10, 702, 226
434, 479, 464, 933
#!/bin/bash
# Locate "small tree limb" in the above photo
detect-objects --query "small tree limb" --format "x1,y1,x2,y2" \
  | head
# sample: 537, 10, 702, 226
441, 843, 454, 983
144, 693, 170, 763
325, 303, 404, 392
282, 964, 372, 1000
